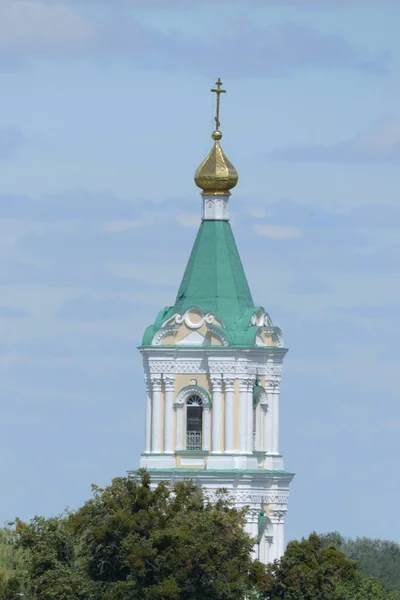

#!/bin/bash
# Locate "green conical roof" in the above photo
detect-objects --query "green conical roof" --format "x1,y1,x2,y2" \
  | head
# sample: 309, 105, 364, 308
173, 220, 254, 325
141, 218, 272, 347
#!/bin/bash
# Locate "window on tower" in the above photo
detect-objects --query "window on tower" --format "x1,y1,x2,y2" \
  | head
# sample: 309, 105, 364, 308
186, 394, 203, 450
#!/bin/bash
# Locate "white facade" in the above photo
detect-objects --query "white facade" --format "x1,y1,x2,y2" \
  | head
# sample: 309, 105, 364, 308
130, 305, 294, 563
130, 94, 294, 561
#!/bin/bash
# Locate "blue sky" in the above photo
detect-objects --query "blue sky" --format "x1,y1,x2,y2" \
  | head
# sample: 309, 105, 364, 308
1, 0, 399, 545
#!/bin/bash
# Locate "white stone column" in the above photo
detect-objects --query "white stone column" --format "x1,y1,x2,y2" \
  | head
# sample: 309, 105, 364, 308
163, 376, 175, 454
175, 402, 184, 450
203, 406, 211, 451
247, 508, 260, 559
270, 509, 286, 559
271, 381, 280, 455
224, 378, 235, 452
144, 376, 151, 453
211, 377, 223, 453
254, 402, 262, 451
259, 404, 268, 452
150, 376, 162, 453
239, 378, 248, 453
246, 378, 255, 453
263, 535, 274, 564
266, 380, 280, 454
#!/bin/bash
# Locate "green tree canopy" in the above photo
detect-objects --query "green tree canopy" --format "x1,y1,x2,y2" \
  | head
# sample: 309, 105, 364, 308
0, 525, 29, 599
261, 533, 358, 600
261, 532, 396, 600
320, 532, 400, 592
8, 471, 264, 600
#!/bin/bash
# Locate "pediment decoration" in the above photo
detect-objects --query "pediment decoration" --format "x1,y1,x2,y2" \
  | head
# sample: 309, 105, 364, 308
151, 307, 227, 346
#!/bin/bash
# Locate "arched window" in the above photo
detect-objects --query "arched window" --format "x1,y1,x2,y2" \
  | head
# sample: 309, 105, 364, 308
186, 394, 203, 450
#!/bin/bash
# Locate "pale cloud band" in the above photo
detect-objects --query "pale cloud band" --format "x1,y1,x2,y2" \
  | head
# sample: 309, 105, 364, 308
0, 0, 388, 75
268, 118, 400, 163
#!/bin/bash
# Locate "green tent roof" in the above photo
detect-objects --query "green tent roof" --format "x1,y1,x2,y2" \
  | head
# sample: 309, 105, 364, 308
141, 219, 283, 348
173, 220, 254, 325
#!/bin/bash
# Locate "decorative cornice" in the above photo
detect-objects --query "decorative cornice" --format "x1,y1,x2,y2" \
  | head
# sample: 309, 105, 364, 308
204, 489, 289, 506
144, 356, 285, 378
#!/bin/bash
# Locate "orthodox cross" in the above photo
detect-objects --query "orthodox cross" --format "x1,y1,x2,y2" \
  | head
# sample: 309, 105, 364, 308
211, 77, 226, 131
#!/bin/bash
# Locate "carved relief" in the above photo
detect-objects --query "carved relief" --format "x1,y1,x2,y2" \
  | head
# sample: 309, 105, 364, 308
175, 308, 217, 330
204, 490, 289, 506
265, 380, 281, 391
146, 357, 284, 379
163, 375, 175, 390
210, 376, 223, 392
150, 376, 162, 390
152, 326, 179, 346
223, 377, 235, 390
269, 509, 287, 523
148, 361, 176, 374
175, 385, 211, 407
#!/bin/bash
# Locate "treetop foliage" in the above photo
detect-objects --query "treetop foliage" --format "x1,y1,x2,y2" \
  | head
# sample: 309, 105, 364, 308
1, 474, 399, 600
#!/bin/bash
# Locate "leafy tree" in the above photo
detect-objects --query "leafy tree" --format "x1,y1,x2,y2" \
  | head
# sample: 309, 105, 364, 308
14, 515, 92, 600
320, 532, 400, 592
11, 471, 263, 600
337, 573, 394, 600
0, 525, 29, 599
70, 471, 263, 600
260, 532, 396, 600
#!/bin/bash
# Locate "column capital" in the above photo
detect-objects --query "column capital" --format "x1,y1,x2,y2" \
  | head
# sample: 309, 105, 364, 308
150, 375, 162, 390
163, 375, 175, 390
269, 508, 287, 524
265, 379, 280, 391
239, 376, 255, 390
223, 377, 235, 391
210, 376, 223, 391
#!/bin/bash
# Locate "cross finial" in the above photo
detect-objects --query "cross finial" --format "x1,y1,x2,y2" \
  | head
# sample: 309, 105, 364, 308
211, 77, 226, 132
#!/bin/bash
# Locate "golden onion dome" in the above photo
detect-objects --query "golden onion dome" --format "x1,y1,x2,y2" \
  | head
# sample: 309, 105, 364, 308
194, 130, 239, 195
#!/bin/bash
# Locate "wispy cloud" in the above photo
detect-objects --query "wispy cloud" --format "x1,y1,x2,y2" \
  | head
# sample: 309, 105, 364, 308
268, 118, 400, 164
0, 0, 94, 52
253, 224, 302, 239
0, 2, 388, 76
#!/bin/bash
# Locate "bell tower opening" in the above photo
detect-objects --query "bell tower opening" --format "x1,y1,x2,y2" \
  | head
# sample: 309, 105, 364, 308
186, 394, 203, 450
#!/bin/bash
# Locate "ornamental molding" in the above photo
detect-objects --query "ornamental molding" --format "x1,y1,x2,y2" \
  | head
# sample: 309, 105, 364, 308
174, 308, 216, 329
207, 324, 229, 346
175, 385, 211, 407
204, 490, 289, 506
175, 359, 207, 373
269, 509, 287, 523
266, 362, 283, 377
210, 376, 223, 391
149, 375, 162, 389
148, 360, 176, 374
152, 325, 179, 346
247, 507, 262, 521
163, 375, 175, 389
223, 377, 235, 390
146, 356, 284, 378
265, 380, 281, 391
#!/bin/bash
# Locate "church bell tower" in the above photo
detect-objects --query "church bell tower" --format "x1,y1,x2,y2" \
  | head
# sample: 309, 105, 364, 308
131, 79, 294, 563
